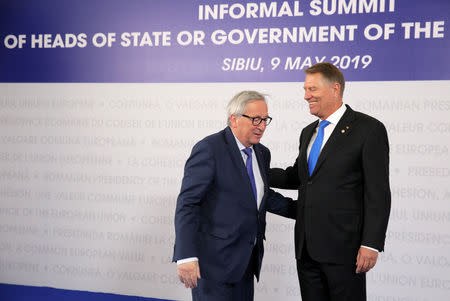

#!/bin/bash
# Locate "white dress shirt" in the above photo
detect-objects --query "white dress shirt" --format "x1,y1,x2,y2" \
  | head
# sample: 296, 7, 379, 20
306, 103, 347, 159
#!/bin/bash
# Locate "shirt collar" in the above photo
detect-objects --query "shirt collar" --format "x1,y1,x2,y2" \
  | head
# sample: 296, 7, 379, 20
321, 103, 346, 125
231, 130, 253, 151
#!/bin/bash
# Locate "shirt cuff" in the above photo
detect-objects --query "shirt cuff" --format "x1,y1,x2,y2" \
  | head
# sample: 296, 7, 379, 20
177, 257, 199, 265
361, 245, 379, 252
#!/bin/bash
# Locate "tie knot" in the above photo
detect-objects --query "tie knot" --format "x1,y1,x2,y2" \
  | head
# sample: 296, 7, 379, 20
319, 120, 330, 129
242, 147, 252, 157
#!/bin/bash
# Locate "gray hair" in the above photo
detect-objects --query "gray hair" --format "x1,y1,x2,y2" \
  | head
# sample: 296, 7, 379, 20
226, 91, 267, 126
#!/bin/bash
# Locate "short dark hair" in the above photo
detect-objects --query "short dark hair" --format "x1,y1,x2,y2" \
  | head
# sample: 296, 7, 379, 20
305, 62, 345, 97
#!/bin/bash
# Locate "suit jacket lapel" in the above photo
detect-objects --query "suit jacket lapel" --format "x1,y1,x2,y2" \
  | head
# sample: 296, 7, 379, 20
254, 144, 267, 187
224, 127, 245, 172
254, 144, 267, 211
311, 105, 356, 177
224, 127, 258, 208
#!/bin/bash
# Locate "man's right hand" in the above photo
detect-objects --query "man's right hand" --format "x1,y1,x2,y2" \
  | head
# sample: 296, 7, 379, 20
177, 261, 201, 288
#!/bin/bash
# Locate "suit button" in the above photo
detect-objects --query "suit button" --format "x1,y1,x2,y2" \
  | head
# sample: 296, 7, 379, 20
307, 181, 313, 185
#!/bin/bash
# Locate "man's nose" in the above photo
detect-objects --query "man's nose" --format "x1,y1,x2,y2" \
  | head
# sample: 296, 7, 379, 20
304, 91, 311, 100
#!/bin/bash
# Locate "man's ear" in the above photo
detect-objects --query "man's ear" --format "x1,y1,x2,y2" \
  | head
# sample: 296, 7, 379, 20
229, 114, 238, 128
332, 82, 341, 98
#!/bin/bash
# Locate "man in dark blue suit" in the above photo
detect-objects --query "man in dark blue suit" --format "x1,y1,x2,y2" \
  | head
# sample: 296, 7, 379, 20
173, 91, 296, 300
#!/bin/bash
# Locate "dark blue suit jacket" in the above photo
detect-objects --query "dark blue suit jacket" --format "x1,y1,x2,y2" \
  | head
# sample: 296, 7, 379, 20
173, 127, 296, 283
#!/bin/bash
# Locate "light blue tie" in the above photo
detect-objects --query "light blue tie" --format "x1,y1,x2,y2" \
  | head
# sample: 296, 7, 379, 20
242, 147, 257, 201
308, 120, 330, 176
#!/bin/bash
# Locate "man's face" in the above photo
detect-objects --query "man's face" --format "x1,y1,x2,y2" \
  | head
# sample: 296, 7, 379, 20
230, 100, 268, 147
303, 73, 341, 120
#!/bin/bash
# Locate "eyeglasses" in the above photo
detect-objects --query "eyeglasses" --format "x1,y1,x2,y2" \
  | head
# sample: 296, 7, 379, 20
241, 114, 273, 126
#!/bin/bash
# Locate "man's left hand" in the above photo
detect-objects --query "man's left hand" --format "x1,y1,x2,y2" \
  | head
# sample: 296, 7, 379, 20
355, 247, 378, 273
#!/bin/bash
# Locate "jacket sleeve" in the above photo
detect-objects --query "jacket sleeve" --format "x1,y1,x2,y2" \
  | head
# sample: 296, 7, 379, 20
265, 189, 297, 219
173, 140, 215, 261
263, 145, 297, 218
269, 132, 303, 190
269, 163, 300, 190
361, 121, 391, 251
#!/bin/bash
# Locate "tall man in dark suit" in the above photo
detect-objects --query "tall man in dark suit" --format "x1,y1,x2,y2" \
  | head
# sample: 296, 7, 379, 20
270, 63, 391, 301
173, 91, 296, 301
